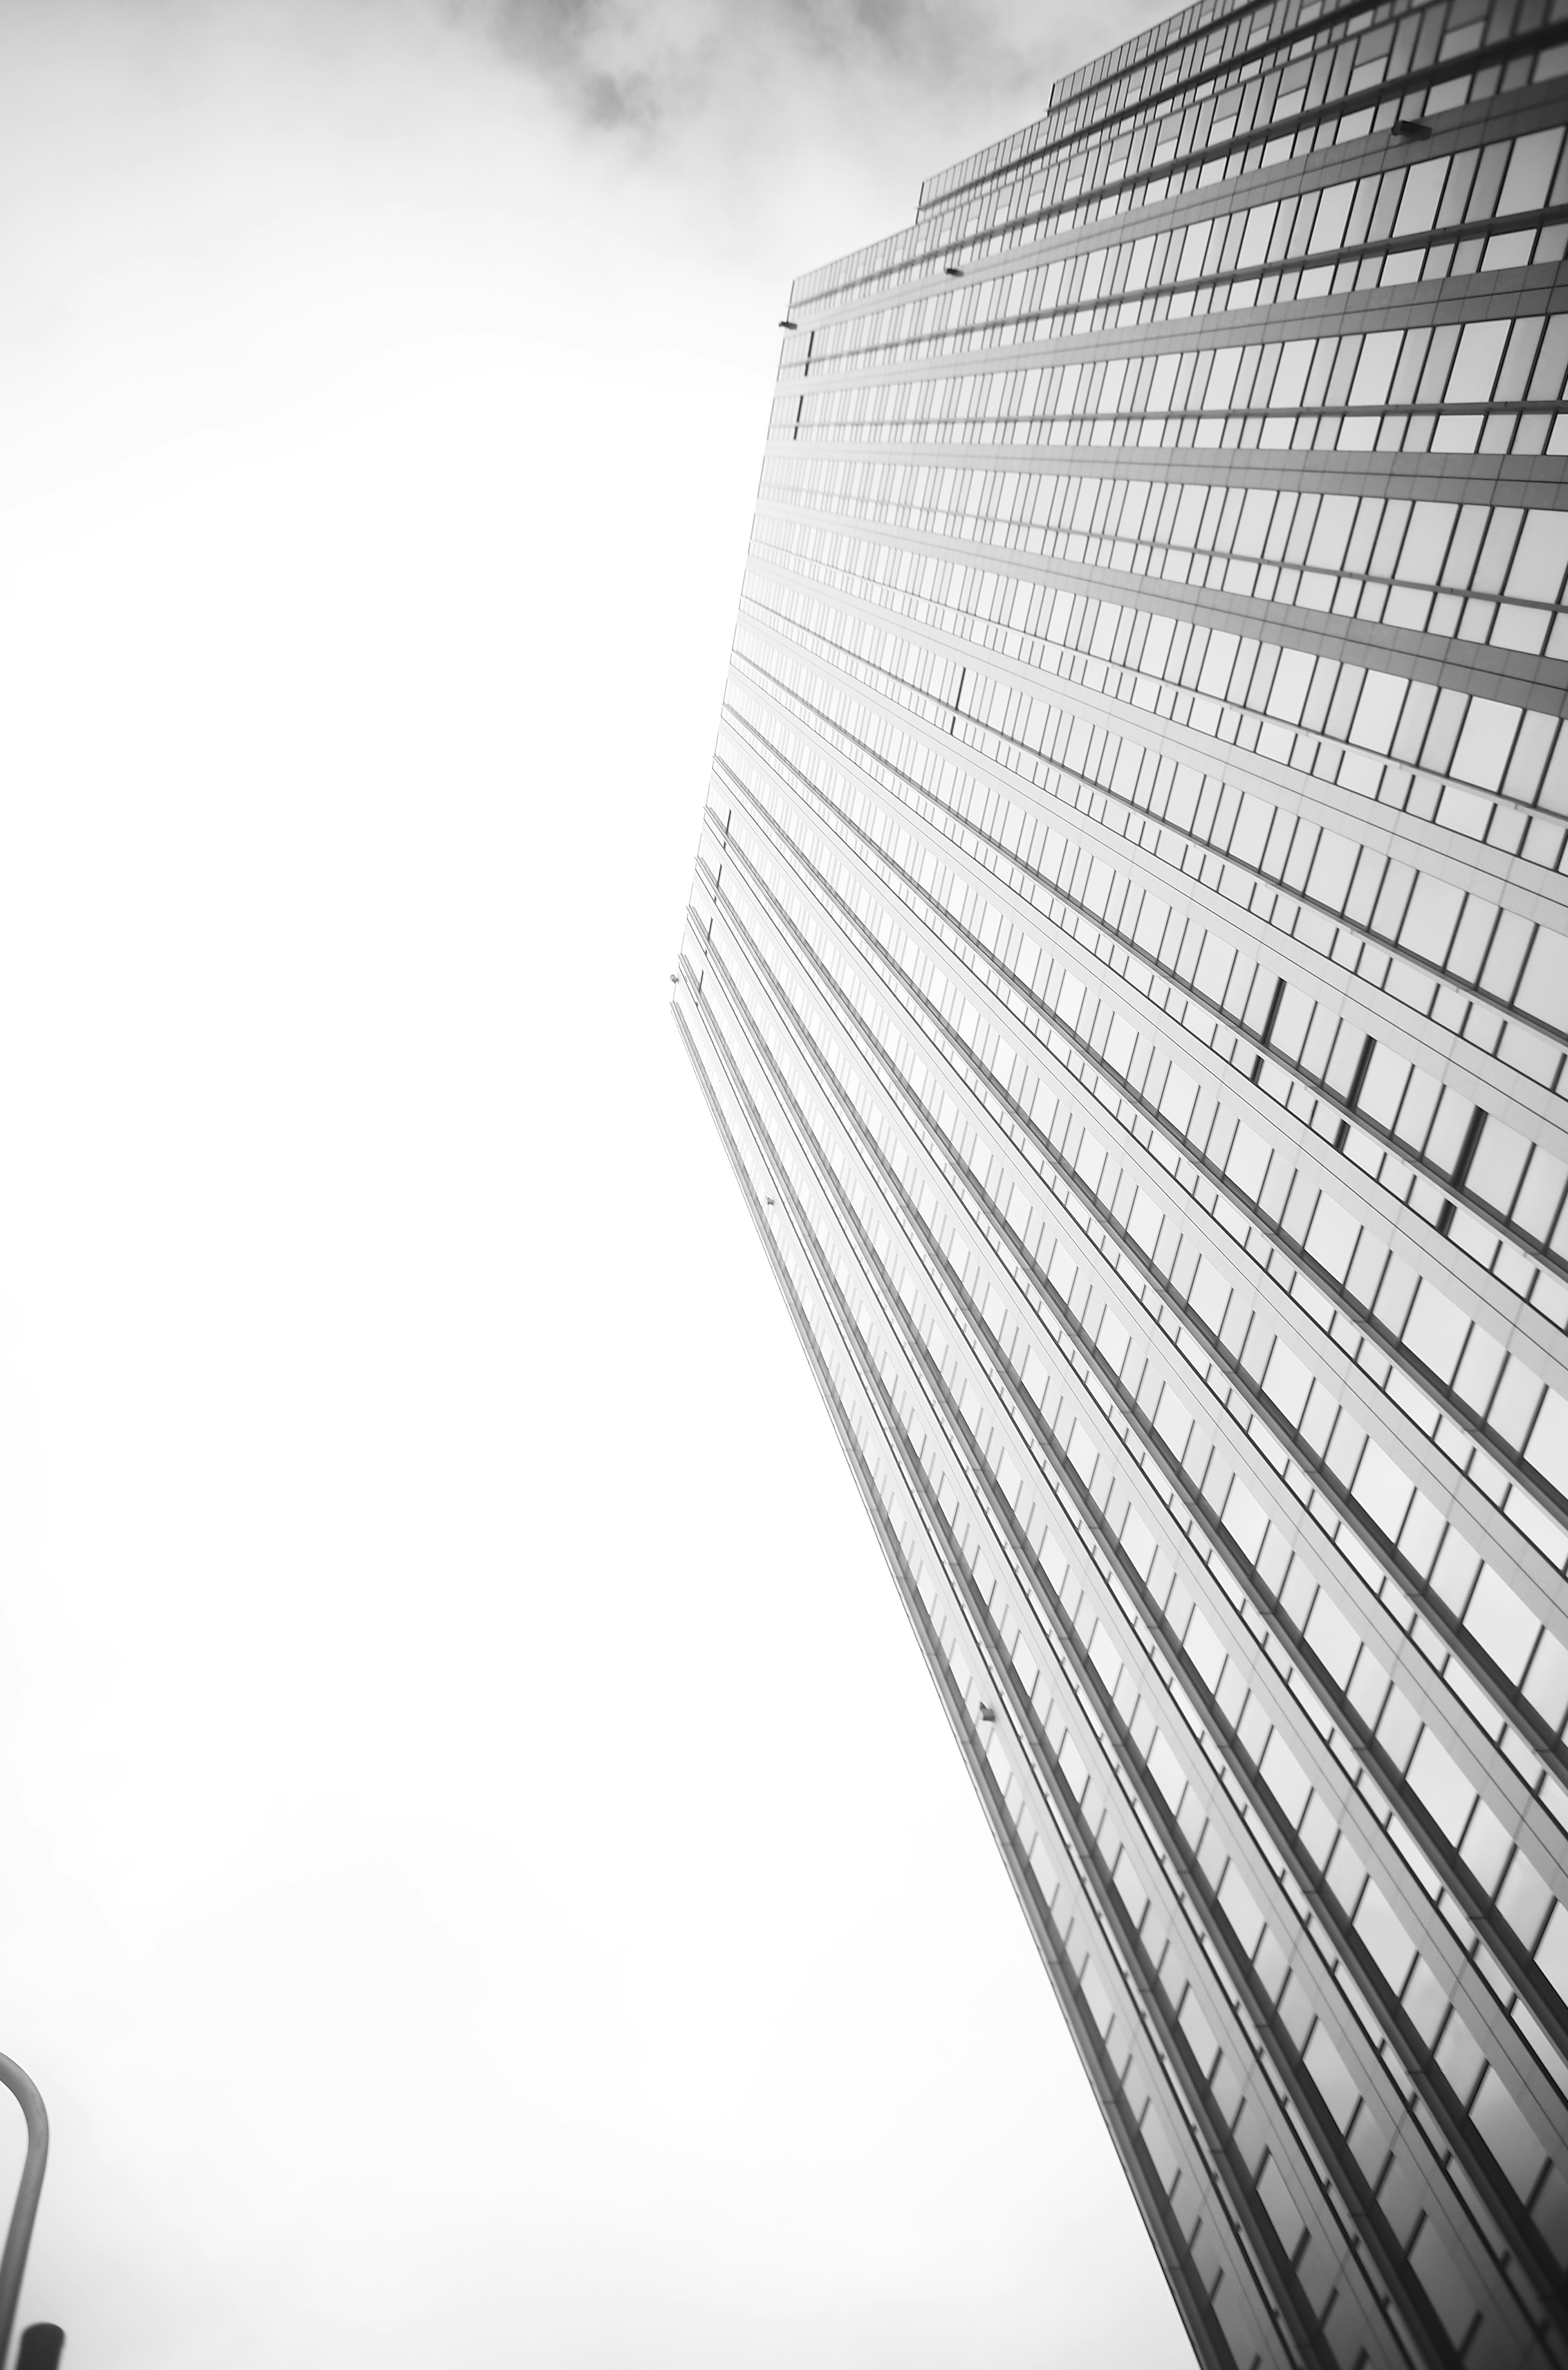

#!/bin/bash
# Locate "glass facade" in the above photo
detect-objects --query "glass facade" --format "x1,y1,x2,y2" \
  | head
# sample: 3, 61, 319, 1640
670, 2, 1568, 2361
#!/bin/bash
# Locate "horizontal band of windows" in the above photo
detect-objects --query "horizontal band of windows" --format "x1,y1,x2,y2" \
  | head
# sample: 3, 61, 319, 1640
739, 561, 1568, 975
795, 14, 1568, 315
802, 125, 1568, 380
924, 0, 1565, 230
743, 559, 1568, 895
739, 577, 1568, 986
934, 0, 1470, 208
784, 305, 1568, 428
749, 541, 1568, 769
731, 619, 1568, 1054
805, 0, 1568, 311
802, 69, 1567, 325
783, 404, 1568, 466
757, 474, 1568, 666
792, 223, 1568, 386
929, 27, 1559, 236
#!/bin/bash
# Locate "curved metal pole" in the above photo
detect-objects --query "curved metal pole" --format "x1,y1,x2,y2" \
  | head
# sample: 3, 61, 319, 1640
0, 2058, 48, 2370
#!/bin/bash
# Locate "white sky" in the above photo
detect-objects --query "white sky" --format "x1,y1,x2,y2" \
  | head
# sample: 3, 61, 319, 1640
0, 3, 1195, 2362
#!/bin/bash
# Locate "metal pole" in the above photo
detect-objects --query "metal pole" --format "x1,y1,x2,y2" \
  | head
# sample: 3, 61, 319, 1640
0, 2058, 48, 2370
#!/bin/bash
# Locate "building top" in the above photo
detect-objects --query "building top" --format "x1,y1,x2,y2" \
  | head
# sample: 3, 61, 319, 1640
791, 0, 1554, 312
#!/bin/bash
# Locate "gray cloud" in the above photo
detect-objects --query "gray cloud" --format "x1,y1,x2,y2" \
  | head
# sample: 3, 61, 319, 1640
460, 0, 1074, 141
435, 0, 1170, 274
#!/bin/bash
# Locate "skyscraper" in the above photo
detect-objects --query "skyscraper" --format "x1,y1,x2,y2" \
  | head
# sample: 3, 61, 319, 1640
670, 1, 1568, 2360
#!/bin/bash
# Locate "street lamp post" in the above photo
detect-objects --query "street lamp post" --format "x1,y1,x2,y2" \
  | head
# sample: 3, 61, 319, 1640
0, 2058, 49, 2369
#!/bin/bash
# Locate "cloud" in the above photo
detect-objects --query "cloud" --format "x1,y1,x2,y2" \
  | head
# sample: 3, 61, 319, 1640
419, 0, 1168, 287
463, 0, 1064, 143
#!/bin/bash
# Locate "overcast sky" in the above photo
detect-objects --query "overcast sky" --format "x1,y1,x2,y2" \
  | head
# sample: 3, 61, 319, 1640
0, 4, 1194, 2363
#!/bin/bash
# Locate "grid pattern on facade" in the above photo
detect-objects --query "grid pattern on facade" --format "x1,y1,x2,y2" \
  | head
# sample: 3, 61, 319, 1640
673, 1, 1568, 2362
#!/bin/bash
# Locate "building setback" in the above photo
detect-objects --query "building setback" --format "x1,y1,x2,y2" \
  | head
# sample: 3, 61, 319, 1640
670, 1, 1568, 2361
